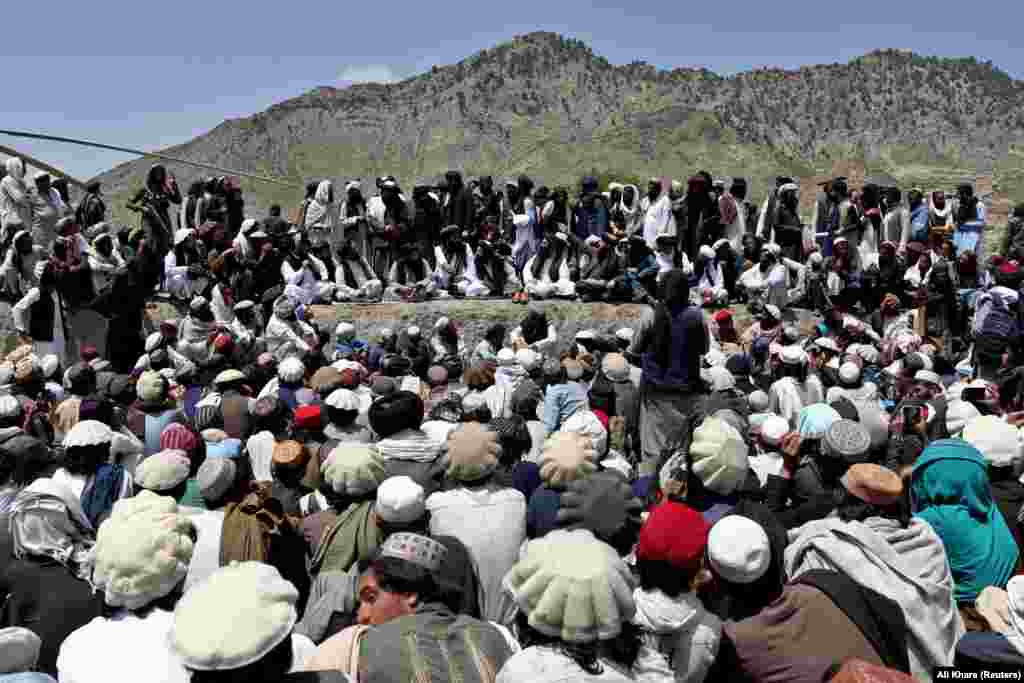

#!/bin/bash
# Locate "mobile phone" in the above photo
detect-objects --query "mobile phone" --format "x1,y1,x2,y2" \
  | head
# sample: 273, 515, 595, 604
902, 405, 920, 434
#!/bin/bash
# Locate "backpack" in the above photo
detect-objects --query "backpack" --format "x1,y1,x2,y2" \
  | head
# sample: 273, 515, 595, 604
980, 291, 1019, 341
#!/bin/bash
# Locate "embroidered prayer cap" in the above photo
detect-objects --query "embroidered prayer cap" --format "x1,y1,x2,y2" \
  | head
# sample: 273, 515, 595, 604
963, 415, 1024, 469
322, 443, 387, 496
93, 490, 195, 610
823, 419, 872, 464
174, 229, 194, 247
189, 296, 208, 314
272, 440, 307, 469
136, 450, 192, 492
637, 500, 710, 569
914, 370, 942, 388
797, 403, 841, 440
378, 532, 448, 573
444, 422, 501, 483
63, 419, 113, 449
615, 328, 634, 343
841, 463, 903, 507
496, 348, 516, 367
504, 528, 635, 643
39, 354, 59, 380
325, 389, 360, 412
197, 457, 237, 503
539, 432, 598, 486
0, 627, 41, 674
171, 561, 298, 671
812, 337, 840, 354
277, 356, 305, 384
689, 417, 749, 496
707, 515, 771, 584
233, 300, 254, 313
375, 476, 426, 525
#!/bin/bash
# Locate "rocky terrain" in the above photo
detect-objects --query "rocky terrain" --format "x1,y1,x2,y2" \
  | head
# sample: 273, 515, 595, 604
90, 32, 1024, 236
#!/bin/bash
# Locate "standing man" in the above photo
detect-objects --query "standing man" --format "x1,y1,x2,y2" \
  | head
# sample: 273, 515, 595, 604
640, 178, 675, 250
720, 178, 747, 254
442, 171, 475, 233
28, 172, 68, 250
75, 181, 106, 232
571, 176, 609, 241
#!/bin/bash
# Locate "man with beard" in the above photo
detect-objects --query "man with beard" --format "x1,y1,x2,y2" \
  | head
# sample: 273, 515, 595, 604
367, 179, 410, 279
163, 228, 209, 301
281, 233, 335, 307
339, 181, 369, 259
263, 204, 289, 237
621, 234, 659, 302
223, 176, 245, 236
719, 178, 747, 254
197, 176, 228, 227
575, 234, 624, 302
640, 178, 675, 249
385, 242, 436, 302
522, 231, 575, 300
334, 222, 383, 302
610, 183, 642, 236
757, 176, 793, 245
870, 241, 905, 309
901, 188, 929, 254
739, 243, 788, 310
264, 295, 317, 361
466, 239, 518, 298
834, 179, 862, 264
442, 170, 475, 233
952, 183, 987, 264
571, 176, 609, 241
826, 237, 864, 311
770, 182, 803, 262
694, 244, 728, 307
127, 165, 180, 256
296, 181, 318, 228
28, 172, 69, 250
76, 181, 106, 232
503, 177, 537, 280
810, 178, 838, 257
432, 225, 476, 296
473, 176, 501, 234
411, 185, 442, 269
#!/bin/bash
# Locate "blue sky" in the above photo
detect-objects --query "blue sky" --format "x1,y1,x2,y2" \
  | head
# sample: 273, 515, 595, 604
2, 0, 1018, 181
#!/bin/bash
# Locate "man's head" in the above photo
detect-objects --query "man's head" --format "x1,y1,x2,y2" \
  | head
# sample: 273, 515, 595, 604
730, 178, 747, 201
33, 173, 50, 194
646, 178, 662, 200
356, 533, 447, 626
268, 205, 281, 218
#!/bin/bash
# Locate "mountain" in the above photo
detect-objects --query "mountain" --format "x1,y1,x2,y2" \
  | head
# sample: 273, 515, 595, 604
95, 32, 1024, 243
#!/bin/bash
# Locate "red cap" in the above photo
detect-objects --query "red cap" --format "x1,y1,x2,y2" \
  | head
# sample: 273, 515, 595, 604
80, 345, 99, 362
713, 309, 733, 323
999, 262, 1020, 275
294, 405, 322, 431
637, 501, 710, 569
213, 334, 234, 354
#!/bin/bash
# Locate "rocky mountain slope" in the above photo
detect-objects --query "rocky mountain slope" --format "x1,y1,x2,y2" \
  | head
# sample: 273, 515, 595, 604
94, 32, 1024, 229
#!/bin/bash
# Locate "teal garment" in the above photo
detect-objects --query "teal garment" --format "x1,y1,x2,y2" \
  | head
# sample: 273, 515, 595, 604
178, 478, 207, 510
911, 439, 1019, 603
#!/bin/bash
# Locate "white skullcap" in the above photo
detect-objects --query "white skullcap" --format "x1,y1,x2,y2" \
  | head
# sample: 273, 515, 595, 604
963, 416, 1024, 469
704, 349, 727, 368
839, 361, 861, 385
760, 416, 789, 447
497, 348, 516, 367
914, 370, 942, 387
375, 476, 426, 525
434, 317, 450, 330
407, 326, 421, 338
748, 390, 770, 412
707, 366, 735, 392
334, 322, 356, 338
135, 450, 191, 492
615, 328, 634, 343
325, 389, 360, 411
516, 349, 541, 373
946, 399, 981, 438
780, 346, 807, 366
699, 245, 716, 260
63, 420, 113, 449
707, 516, 771, 584
278, 356, 305, 384
40, 354, 59, 380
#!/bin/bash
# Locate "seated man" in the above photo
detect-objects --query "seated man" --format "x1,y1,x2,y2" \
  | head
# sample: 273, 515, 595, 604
575, 234, 624, 302
694, 244, 728, 306
465, 240, 519, 298
334, 223, 382, 302
522, 232, 576, 300
265, 296, 317, 361
385, 243, 437, 302
432, 225, 476, 296
739, 244, 788, 309
282, 234, 336, 307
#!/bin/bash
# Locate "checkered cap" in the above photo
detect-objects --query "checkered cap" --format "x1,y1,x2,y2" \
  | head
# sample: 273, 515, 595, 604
378, 532, 448, 572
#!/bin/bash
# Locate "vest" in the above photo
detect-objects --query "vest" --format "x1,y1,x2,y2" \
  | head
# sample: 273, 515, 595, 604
28, 290, 56, 342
